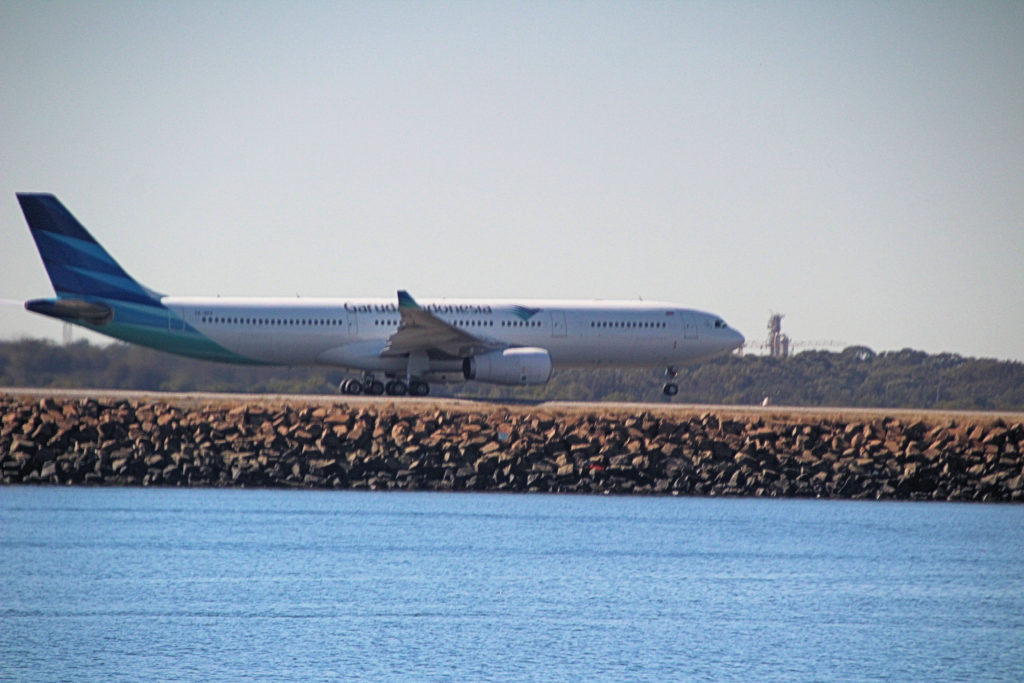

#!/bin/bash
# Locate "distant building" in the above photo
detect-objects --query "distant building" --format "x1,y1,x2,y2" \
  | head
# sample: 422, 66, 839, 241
768, 313, 790, 358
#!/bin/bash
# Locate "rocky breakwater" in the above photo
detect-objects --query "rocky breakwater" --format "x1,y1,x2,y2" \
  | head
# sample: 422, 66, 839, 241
2, 395, 1023, 502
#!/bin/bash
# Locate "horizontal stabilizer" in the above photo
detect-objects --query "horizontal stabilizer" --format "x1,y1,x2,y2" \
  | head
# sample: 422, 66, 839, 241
25, 298, 113, 325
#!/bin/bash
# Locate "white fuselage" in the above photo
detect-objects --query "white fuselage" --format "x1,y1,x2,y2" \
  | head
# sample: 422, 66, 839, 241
16, 193, 745, 393
163, 296, 744, 375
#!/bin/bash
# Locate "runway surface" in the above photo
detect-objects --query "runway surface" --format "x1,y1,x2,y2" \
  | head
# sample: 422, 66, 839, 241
3, 387, 1021, 423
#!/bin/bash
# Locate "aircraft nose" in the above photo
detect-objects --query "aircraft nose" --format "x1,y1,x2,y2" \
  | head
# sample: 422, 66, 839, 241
729, 328, 745, 351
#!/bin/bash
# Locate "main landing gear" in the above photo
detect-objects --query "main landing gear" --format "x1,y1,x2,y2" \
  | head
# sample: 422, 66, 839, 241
339, 374, 429, 397
662, 366, 679, 397
339, 375, 383, 396
408, 379, 430, 396
380, 378, 429, 396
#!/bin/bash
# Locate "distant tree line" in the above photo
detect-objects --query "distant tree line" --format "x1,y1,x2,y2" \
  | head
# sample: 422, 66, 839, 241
1, 339, 1022, 410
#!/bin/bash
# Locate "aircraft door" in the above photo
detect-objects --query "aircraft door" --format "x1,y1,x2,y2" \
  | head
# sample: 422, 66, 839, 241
682, 314, 698, 339
550, 311, 567, 337
168, 308, 185, 332
347, 310, 359, 338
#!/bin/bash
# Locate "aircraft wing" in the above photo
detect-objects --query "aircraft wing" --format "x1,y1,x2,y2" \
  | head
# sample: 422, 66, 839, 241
382, 290, 500, 358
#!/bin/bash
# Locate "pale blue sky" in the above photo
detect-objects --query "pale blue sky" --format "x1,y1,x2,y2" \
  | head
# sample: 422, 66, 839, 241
2, 1, 1022, 360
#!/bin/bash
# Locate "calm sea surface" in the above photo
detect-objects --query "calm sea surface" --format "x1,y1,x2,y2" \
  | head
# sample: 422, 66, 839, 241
0, 488, 1021, 682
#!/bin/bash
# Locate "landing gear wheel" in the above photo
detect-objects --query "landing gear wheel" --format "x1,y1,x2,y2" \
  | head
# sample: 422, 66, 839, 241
385, 380, 408, 396
662, 382, 679, 397
364, 379, 385, 395
409, 379, 430, 397
340, 379, 363, 395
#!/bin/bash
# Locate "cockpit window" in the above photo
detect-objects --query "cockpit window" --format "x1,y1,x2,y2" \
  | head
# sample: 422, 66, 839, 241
714, 319, 727, 328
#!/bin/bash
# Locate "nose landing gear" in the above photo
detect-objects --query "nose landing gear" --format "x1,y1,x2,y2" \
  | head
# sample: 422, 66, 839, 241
662, 366, 679, 397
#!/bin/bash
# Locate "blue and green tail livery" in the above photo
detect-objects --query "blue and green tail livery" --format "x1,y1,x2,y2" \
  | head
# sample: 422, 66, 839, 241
16, 193, 255, 363
17, 193, 161, 305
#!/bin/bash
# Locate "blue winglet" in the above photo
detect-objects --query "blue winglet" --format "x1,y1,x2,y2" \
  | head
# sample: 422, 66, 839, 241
397, 290, 420, 309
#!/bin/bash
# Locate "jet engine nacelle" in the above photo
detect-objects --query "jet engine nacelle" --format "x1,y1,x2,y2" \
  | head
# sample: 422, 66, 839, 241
463, 347, 552, 385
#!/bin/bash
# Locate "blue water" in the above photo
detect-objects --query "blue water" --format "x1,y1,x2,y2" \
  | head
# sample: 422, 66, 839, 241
0, 489, 1021, 682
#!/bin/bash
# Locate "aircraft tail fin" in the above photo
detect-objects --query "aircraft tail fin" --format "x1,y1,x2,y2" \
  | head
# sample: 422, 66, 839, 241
16, 193, 162, 304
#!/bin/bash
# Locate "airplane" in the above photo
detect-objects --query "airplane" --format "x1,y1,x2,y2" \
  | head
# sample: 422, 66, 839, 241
15, 193, 744, 397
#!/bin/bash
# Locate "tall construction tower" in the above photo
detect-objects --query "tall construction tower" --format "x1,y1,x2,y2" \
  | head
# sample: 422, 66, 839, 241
767, 313, 790, 358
